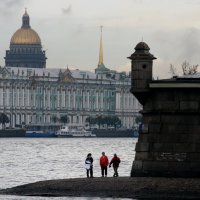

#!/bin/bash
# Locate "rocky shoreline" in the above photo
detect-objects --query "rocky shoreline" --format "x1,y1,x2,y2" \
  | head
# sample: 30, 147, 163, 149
1, 177, 200, 199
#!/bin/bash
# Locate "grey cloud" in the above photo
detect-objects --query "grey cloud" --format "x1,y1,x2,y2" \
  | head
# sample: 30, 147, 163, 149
0, 0, 25, 16
183, 0, 200, 5
177, 28, 200, 63
4, 0, 22, 7
62, 4, 72, 15
150, 28, 200, 63
150, 28, 200, 77
131, 0, 143, 4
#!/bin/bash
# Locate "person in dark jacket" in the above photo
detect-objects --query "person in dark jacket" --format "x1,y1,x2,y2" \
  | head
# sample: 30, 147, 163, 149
99, 152, 109, 177
85, 153, 93, 178
109, 153, 121, 177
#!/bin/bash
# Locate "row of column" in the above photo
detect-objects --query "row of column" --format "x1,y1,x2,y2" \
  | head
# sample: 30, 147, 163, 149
116, 91, 138, 111
0, 88, 116, 111
5, 112, 89, 127
0, 85, 118, 111
56, 89, 111, 110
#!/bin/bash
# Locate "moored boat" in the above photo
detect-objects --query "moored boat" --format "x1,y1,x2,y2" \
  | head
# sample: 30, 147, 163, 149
25, 124, 61, 137
56, 124, 96, 137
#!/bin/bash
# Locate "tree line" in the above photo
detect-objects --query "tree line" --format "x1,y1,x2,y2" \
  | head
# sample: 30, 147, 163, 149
52, 115, 122, 129
0, 113, 142, 130
52, 115, 69, 124
0, 113, 9, 129
85, 115, 121, 129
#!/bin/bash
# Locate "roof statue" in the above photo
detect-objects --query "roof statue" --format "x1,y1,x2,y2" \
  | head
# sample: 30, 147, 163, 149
58, 67, 75, 83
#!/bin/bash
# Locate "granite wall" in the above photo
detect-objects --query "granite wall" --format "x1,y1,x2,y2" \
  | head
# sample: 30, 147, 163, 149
131, 87, 200, 177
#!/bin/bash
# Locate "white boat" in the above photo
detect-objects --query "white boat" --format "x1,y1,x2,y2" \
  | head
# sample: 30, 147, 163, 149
55, 124, 96, 137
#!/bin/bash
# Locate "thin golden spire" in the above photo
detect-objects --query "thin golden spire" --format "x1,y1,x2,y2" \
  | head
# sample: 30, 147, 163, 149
98, 25, 103, 65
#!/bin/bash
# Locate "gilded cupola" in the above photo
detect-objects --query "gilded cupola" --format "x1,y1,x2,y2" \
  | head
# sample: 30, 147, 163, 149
5, 9, 47, 68
10, 9, 41, 45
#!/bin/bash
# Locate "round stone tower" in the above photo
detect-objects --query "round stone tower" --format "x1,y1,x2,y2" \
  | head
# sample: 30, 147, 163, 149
128, 41, 156, 104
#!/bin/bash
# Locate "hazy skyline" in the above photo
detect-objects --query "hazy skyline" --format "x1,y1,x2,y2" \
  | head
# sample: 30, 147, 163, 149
1, 0, 200, 78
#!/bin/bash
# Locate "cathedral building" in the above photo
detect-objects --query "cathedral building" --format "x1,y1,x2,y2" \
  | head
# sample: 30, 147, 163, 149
0, 11, 141, 129
4, 9, 47, 68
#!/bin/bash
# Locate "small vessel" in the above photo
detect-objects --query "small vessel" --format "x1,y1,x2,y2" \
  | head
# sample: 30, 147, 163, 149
56, 124, 96, 137
25, 124, 61, 137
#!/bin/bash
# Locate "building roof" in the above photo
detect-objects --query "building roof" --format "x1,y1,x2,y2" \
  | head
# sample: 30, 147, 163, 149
1, 66, 130, 84
177, 73, 200, 79
134, 42, 150, 51
149, 73, 200, 89
128, 41, 156, 60
3, 66, 96, 79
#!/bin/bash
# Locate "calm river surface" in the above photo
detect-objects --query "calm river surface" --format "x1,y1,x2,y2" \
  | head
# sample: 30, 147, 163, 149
0, 138, 137, 200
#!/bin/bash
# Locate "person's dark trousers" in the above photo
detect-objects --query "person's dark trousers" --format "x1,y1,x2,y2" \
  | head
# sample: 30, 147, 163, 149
87, 168, 93, 178
87, 169, 89, 178
101, 166, 107, 177
113, 167, 118, 177
90, 167, 93, 177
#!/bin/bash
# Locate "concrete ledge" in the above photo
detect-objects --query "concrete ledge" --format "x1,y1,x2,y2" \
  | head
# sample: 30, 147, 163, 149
1, 177, 200, 199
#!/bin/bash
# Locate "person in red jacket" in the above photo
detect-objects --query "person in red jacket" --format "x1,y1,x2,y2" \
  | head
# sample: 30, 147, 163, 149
109, 153, 121, 177
99, 152, 109, 177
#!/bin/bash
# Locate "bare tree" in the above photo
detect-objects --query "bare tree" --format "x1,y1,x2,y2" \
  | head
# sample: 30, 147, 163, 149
169, 64, 177, 77
182, 61, 198, 75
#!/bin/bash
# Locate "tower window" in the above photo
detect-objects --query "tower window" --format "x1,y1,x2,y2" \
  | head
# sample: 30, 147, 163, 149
142, 64, 147, 69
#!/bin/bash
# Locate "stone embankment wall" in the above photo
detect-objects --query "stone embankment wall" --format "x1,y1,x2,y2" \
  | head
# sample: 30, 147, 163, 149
132, 87, 200, 177
93, 129, 137, 137
0, 129, 25, 137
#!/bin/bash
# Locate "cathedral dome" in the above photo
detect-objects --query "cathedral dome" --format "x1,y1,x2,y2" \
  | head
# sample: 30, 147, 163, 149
11, 28, 41, 45
5, 9, 47, 68
10, 9, 41, 45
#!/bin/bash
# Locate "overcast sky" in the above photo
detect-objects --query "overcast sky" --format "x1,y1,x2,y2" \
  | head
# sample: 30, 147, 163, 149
1, 0, 200, 78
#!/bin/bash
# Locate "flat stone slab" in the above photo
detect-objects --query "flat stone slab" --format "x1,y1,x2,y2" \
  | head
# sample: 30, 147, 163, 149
1, 177, 200, 199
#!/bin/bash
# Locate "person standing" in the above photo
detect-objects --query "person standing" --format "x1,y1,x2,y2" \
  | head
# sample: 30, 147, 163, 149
100, 152, 109, 177
109, 153, 121, 177
85, 153, 93, 178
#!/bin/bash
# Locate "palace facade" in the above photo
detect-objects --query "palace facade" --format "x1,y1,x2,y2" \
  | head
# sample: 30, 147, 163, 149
0, 11, 141, 129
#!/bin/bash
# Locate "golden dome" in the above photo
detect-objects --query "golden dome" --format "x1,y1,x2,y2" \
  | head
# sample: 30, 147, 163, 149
10, 9, 41, 45
11, 28, 41, 45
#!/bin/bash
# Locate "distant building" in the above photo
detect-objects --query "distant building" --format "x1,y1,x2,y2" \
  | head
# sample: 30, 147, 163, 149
0, 12, 141, 129
4, 9, 47, 68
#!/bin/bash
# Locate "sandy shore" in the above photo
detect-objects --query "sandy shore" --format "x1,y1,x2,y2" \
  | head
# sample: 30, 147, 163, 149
1, 177, 200, 199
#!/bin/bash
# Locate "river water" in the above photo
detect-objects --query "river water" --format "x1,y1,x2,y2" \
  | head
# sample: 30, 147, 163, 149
0, 138, 137, 200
